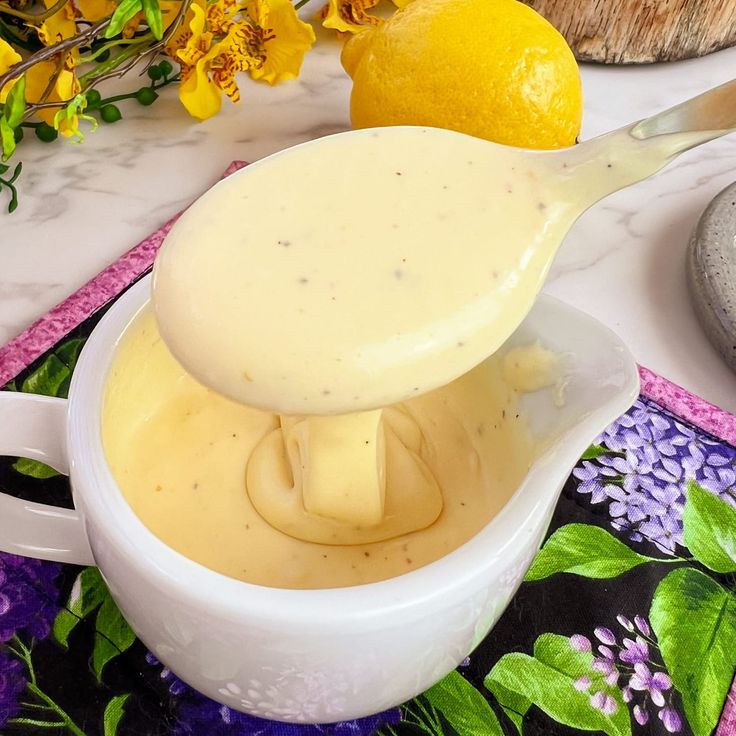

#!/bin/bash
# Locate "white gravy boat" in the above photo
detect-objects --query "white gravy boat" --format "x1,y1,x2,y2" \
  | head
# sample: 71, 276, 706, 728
0, 275, 637, 722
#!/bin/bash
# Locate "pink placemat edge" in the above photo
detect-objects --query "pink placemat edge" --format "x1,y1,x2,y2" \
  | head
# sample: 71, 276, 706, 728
638, 366, 736, 447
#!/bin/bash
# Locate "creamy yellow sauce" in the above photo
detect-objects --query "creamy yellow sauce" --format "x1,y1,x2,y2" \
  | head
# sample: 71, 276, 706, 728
152, 127, 573, 415
152, 125, 675, 416
102, 308, 534, 589
247, 408, 445, 544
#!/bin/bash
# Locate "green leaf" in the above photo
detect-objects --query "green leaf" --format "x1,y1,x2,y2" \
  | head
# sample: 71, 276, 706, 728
683, 482, 736, 573
103, 693, 130, 736
53, 94, 98, 144
12, 457, 60, 479
141, 0, 163, 39
525, 524, 656, 581
532, 632, 630, 736
53, 567, 109, 647
580, 444, 610, 460
1, 117, 16, 160
55, 337, 86, 373
650, 567, 736, 736
423, 671, 503, 736
20, 338, 85, 398
105, 0, 143, 38
484, 642, 631, 736
92, 595, 136, 681
532, 633, 592, 672
400, 696, 444, 735
5, 75, 26, 128
485, 679, 527, 735
22, 354, 69, 396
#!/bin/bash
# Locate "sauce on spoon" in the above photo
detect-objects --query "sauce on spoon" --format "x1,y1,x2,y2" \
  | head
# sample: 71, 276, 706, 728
153, 123, 694, 415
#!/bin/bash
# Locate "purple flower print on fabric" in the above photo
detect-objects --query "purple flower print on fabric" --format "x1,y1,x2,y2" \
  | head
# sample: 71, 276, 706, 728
573, 397, 736, 554
173, 698, 401, 736
147, 653, 400, 736
0, 553, 62, 643
572, 462, 619, 504
569, 613, 682, 732
0, 649, 26, 728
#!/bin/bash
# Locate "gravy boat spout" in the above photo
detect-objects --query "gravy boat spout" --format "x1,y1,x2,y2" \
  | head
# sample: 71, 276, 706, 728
487, 295, 640, 553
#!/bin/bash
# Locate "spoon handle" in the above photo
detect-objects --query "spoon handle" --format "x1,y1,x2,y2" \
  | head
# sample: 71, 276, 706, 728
632, 78, 736, 145
557, 79, 736, 208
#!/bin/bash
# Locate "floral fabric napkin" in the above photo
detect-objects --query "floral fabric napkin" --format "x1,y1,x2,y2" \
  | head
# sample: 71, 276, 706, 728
0, 164, 734, 736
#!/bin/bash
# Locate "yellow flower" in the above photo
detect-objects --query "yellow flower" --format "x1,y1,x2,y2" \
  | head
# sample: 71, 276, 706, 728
38, 0, 78, 46
165, 0, 314, 120
26, 61, 81, 132
318, 0, 380, 34
318, 0, 408, 34
73, 0, 116, 20
166, 0, 256, 120
0, 39, 22, 103
245, 0, 315, 84
160, 0, 187, 27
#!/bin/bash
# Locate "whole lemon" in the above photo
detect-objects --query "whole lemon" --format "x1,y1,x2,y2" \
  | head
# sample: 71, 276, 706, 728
342, 0, 582, 149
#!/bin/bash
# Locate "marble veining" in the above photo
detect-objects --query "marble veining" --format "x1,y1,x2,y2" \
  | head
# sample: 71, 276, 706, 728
3, 30, 736, 413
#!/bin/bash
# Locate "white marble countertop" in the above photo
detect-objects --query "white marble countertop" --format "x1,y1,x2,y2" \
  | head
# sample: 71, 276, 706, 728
3, 29, 736, 413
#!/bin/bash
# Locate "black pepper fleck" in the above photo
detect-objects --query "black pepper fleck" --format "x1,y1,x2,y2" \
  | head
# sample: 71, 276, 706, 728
278, 240, 291, 247
394, 269, 404, 280
298, 277, 309, 285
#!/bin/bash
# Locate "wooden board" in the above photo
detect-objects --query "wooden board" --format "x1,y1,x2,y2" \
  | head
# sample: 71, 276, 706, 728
523, 0, 736, 64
